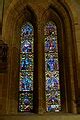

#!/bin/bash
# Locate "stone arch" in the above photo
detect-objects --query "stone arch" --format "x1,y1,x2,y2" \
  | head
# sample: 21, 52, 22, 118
2, 0, 38, 114
41, 1, 78, 113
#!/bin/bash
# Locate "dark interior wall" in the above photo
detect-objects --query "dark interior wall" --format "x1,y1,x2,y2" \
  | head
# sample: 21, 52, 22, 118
0, 0, 79, 115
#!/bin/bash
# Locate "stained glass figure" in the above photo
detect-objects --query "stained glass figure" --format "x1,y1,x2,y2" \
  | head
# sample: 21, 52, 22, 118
21, 40, 33, 53
44, 22, 61, 112
45, 71, 60, 91
19, 72, 33, 91
19, 92, 33, 112
20, 54, 33, 71
45, 36, 57, 52
19, 22, 34, 112
46, 90, 61, 112
21, 23, 33, 39
45, 54, 59, 72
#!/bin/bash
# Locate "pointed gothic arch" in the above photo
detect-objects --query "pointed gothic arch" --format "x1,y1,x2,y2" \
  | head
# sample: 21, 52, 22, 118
2, 1, 38, 113
2, 0, 78, 114
41, 2, 78, 113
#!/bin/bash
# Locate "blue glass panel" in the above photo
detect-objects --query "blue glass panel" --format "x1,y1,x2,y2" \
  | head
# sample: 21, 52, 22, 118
21, 23, 33, 39
21, 40, 33, 53
45, 53, 59, 72
19, 72, 33, 91
46, 90, 61, 112
20, 54, 33, 71
46, 71, 60, 91
19, 92, 33, 112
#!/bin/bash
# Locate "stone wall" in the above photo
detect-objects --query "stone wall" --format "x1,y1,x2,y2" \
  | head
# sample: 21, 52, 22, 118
0, 0, 80, 117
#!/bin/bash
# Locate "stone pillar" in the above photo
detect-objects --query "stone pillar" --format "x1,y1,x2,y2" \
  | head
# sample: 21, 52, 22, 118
37, 21, 46, 114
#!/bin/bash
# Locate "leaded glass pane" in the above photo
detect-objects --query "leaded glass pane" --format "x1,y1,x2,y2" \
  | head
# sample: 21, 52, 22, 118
21, 40, 33, 53
45, 53, 59, 72
19, 92, 33, 112
46, 90, 61, 112
45, 71, 60, 91
45, 36, 58, 52
19, 72, 33, 91
21, 23, 33, 39
20, 54, 33, 71
19, 22, 34, 112
44, 22, 61, 112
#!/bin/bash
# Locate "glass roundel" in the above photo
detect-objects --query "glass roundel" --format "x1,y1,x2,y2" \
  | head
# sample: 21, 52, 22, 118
19, 22, 34, 112
44, 22, 61, 112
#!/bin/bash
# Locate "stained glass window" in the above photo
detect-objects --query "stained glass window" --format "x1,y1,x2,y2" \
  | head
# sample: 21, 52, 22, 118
19, 22, 34, 112
44, 22, 61, 112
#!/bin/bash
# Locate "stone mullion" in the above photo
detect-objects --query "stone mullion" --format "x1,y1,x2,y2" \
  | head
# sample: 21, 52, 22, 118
37, 22, 45, 114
